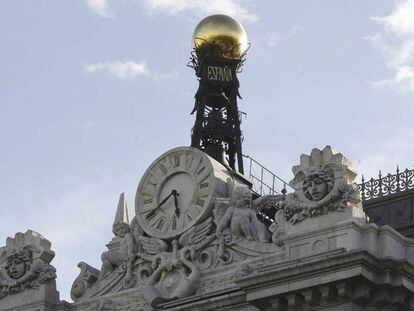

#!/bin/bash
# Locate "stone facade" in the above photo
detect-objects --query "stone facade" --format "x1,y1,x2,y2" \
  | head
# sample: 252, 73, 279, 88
2, 146, 414, 311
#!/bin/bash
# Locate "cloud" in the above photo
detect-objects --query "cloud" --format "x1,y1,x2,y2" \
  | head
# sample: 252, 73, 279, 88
264, 25, 303, 48
86, 0, 114, 18
368, 0, 414, 91
84, 59, 179, 81
85, 0, 257, 22
136, 0, 258, 22
371, 65, 414, 91
249, 25, 303, 57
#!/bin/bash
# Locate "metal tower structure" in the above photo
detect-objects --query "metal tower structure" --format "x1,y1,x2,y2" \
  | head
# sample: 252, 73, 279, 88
188, 14, 249, 174
189, 49, 246, 174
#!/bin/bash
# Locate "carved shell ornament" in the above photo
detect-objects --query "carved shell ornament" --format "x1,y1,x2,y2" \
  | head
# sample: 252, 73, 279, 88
291, 145, 357, 192
276, 146, 362, 224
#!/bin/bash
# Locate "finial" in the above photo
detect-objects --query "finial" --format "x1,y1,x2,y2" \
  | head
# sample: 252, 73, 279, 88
192, 14, 248, 60
112, 193, 129, 235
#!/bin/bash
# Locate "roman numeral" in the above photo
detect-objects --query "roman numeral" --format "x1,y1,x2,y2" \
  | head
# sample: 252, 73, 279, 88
188, 155, 202, 175
195, 184, 210, 197
172, 217, 177, 230
146, 174, 158, 188
148, 213, 163, 227
186, 151, 195, 169
148, 181, 157, 188
197, 166, 206, 175
159, 164, 168, 175
145, 211, 157, 221
195, 165, 210, 183
200, 182, 209, 189
186, 208, 200, 222
173, 155, 180, 167
143, 197, 153, 204
140, 185, 156, 197
195, 198, 205, 207
156, 218, 165, 230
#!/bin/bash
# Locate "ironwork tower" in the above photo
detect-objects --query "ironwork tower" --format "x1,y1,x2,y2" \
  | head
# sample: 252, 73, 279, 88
188, 15, 249, 174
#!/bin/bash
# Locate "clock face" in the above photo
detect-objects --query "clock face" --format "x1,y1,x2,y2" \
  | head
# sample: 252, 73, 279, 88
135, 147, 215, 239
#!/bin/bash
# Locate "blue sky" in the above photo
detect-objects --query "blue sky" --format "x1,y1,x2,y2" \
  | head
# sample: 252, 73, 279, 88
1, 0, 414, 302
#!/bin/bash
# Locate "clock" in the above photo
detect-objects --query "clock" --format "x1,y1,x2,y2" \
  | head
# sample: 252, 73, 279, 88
135, 146, 231, 239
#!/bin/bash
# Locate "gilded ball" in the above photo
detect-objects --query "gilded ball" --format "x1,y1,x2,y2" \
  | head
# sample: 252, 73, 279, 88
192, 14, 248, 59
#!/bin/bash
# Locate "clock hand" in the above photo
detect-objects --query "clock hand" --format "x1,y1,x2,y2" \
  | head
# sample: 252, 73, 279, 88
146, 190, 175, 219
173, 190, 180, 217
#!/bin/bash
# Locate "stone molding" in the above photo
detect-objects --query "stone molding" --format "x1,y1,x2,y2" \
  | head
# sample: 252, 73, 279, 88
237, 250, 414, 311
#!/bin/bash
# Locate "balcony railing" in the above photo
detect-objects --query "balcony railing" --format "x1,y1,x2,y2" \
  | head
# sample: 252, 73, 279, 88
243, 155, 414, 204
358, 167, 414, 201
243, 155, 292, 197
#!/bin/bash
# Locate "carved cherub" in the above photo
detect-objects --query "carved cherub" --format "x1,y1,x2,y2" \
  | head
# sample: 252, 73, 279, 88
98, 223, 135, 282
97, 193, 136, 283
216, 186, 269, 242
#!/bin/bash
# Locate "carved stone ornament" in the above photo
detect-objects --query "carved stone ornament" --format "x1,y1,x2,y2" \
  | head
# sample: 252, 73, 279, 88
0, 230, 56, 299
70, 147, 365, 307
71, 193, 138, 302
266, 146, 364, 244
216, 184, 270, 243
71, 182, 280, 307
143, 248, 201, 308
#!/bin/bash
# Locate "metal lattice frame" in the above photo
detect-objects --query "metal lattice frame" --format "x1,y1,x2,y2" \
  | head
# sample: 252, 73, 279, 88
189, 51, 245, 173
358, 167, 414, 201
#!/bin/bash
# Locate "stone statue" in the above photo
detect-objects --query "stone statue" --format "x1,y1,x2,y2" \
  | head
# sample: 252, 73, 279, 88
71, 193, 139, 302
0, 230, 56, 299
216, 186, 269, 242
97, 193, 136, 285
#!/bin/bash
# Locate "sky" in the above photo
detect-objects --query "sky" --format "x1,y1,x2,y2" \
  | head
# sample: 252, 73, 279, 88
1, 0, 414, 303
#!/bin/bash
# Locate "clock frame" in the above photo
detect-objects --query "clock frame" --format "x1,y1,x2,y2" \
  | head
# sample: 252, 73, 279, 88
135, 146, 228, 239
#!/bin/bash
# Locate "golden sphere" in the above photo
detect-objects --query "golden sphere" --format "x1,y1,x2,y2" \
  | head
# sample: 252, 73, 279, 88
192, 14, 248, 59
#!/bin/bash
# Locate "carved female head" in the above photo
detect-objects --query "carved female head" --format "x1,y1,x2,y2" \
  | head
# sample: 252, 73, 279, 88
302, 166, 334, 201
5, 248, 32, 279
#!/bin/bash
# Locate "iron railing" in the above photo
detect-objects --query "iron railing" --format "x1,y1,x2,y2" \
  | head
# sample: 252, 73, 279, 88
358, 167, 414, 201
243, 155, 292, 196
243, 155, 414, 203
